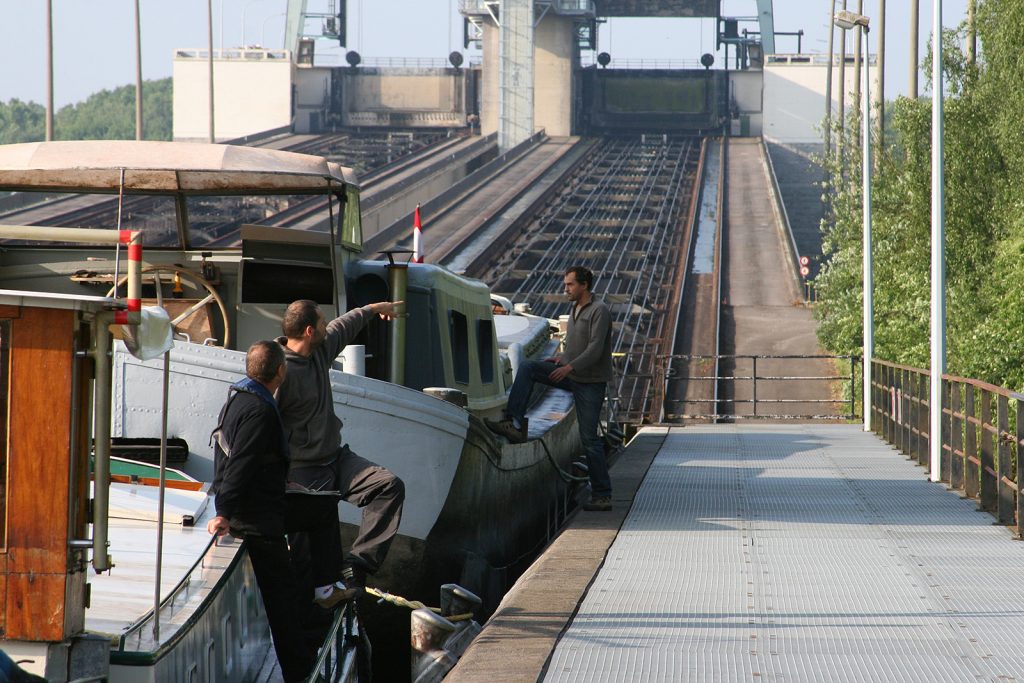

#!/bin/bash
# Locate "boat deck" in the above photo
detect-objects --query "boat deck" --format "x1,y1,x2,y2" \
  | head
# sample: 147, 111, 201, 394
448, 424, 1024, 682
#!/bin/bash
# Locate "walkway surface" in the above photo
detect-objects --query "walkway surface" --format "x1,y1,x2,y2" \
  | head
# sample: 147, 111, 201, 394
451, 424, 1024, 682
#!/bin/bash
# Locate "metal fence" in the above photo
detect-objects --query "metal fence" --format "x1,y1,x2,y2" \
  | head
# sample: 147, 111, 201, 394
662, 353, 858, 421
871, 359, 1024, 535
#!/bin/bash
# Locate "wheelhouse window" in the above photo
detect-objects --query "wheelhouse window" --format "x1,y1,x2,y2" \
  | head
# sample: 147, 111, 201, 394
0, 192, 178, 247
477, 319, 494, 384
188, 194, 329, 248
449, 310, 469, 385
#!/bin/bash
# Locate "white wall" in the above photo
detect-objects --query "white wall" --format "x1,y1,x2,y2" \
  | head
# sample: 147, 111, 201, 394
763, 55, 871, 144
172, 49, 294, 141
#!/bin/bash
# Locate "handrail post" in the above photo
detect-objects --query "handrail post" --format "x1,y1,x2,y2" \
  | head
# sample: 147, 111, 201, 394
941, 377, 951, 481
980, 390, 995, 511
850, 356, 857, 422
752, 356, 758, 417
997, 395, 1013, 524
965, 386, 979, 499
1016, 398, 1024, 538
950, 381, 963, 490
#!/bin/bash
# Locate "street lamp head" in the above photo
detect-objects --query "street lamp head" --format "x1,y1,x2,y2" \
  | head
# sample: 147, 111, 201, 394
834, 10, 870, 31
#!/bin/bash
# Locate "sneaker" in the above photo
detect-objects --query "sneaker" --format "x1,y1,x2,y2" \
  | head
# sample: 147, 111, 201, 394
484, 417, 528, 444
314, 581, 359, 609
582, 496, 612, 512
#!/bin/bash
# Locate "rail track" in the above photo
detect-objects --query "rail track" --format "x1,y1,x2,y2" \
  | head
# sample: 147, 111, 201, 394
482, 136, 704, 424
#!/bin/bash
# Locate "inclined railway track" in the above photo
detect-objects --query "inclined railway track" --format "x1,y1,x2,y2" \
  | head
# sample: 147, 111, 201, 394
484, 136, 703, 424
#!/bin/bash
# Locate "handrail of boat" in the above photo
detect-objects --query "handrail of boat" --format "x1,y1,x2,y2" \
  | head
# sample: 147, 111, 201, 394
113, 533, 221, 652
307, 603, 359, 683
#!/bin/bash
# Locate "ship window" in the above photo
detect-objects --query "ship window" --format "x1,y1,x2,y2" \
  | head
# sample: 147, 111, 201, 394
187, 194, 328, 249
341, 187, 362, 251
449, 310, 469, 385
0, 192, 179, 247
477, 320, 494, 384
0, 320, 7, 548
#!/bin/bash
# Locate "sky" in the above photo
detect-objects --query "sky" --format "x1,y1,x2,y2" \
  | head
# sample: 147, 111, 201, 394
0, 1, 969, 109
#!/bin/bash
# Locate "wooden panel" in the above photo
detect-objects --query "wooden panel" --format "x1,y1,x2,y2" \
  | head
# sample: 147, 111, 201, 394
3, 307, 75, 641
0, 306, 19, 319
0, 558, 7, 637
6, 573, 65, 641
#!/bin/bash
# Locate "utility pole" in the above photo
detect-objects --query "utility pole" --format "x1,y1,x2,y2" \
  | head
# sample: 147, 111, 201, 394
45, 0, 54, 141
909, 0, 919, 99
825, 0, 837, 153
134, 0, 143, 141
838, 0, 847, 147
877, 0, 885, 146
852, 0, 863, 149
207, 0, 215, 143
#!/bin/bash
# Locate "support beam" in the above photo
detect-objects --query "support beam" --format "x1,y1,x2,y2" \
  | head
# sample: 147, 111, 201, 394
755, 0, 776, 55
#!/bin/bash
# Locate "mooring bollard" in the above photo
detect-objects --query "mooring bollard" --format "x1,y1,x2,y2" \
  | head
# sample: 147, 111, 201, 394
410, 608, 456, 683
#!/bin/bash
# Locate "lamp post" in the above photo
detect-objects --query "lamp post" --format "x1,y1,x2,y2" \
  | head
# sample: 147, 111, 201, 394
929, 0, 946, 482
834, 9, 872, 431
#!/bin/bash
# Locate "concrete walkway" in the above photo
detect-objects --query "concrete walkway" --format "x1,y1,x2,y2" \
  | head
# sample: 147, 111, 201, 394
452, 424, 1024, 682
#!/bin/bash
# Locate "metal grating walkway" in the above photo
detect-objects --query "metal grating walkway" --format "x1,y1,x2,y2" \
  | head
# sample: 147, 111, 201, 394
544, 424, 1024, 682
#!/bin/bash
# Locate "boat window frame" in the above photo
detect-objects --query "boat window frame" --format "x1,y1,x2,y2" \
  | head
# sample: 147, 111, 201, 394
477, 319, 494, 384
448, 309, 470, 385
340, 186, 362, 251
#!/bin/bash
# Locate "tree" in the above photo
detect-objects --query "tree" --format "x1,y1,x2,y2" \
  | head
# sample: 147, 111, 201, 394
0, 78, 172, 144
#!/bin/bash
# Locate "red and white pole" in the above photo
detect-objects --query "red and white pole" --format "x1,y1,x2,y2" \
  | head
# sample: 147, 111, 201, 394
115, 230, 143, 325
412, 204, 424, 264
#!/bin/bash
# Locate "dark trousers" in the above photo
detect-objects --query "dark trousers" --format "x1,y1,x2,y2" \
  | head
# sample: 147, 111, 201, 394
244, 494, 343, 683
290, 445, 405, 574
506, 359, 611, 497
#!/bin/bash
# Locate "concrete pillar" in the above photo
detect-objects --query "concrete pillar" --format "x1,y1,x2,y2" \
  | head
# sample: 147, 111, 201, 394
534, 14, 575, 138
478, 8, 578, 143
481, 20, 500, 136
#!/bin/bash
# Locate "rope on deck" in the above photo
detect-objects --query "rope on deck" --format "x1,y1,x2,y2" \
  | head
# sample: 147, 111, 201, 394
364, 587, 474, 622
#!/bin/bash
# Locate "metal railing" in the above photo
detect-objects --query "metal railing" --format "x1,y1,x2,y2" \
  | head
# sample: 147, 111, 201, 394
663, 353, 858, 421
871, 359, 1024, 534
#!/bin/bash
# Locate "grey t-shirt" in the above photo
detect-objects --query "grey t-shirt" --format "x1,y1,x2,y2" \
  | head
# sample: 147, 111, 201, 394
562, 296, 613, 383
275, 305, 374, 468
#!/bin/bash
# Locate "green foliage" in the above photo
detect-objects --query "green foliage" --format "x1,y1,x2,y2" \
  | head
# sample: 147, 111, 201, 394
0, 78, 171, 144
816, 6, 1024, 390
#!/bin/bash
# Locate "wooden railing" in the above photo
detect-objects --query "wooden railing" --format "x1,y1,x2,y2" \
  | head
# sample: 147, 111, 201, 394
871, 359, 1024, 534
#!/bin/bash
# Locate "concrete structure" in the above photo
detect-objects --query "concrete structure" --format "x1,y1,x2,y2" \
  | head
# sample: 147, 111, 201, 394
338, 68, 470, 129
763, 54, 871, 144
173, 48, 473, 139
172, 48, 293, 142
464, 1, 590, 148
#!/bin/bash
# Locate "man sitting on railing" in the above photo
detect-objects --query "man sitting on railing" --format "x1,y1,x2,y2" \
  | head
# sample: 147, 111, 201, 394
486, 265, 615, 511
207, 341, 352, 683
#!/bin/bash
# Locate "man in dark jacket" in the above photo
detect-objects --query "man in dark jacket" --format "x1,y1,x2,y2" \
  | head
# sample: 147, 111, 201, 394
276, 299, 406, 590
486, 266, 614, 511
208, 340, 351, 683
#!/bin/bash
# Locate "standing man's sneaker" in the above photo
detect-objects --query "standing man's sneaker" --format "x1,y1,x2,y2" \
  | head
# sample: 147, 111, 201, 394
484, 417, 528, 444
582, 496, 612, 511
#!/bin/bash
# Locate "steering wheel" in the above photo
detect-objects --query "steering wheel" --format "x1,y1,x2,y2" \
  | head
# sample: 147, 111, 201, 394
107, 265, 231, 348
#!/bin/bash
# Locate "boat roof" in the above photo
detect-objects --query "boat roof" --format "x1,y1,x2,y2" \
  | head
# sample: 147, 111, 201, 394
0, 141, 358, 194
